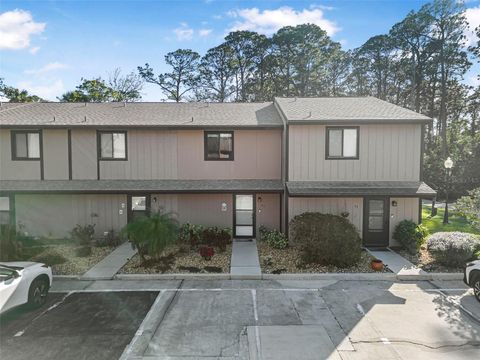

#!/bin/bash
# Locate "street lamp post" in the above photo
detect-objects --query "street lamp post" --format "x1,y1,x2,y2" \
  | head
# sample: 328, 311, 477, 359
443, 157, 453, 224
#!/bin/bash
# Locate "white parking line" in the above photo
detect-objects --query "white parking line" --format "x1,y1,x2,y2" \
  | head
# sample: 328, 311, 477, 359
12, 291, 73, 337
356, 303, 365, 316
251, 289, 262, 360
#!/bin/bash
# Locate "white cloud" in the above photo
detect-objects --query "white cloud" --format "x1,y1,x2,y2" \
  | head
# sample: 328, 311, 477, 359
227, 6, 339, 36
465, 6, 480, 46
174, 22, 194, 41
17, 79, 64, 101
0, 9, 46, 50
24, 62, 69, 75
29, 46, 40, 54
199, 28, 212, 37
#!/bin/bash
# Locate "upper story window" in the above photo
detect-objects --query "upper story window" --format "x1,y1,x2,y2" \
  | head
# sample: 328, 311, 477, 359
11, 130, 40, 160
204, 131, 234, 161
326, 127, 359, 159
98, 131, 127, 160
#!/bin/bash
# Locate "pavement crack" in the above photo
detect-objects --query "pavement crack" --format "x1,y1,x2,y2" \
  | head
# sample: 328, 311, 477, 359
288, 295, 302, 324
350, 339, 480, 350
219, 330, 241, 357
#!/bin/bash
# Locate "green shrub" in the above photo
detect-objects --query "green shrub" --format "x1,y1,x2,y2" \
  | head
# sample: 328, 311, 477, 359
393, 220, 428, 254
264, 229, 288, 249
200, 226, 232, 252
456, 187, 480, 231
258, 225, 269, 241
96, 229, 122, 247
33, 249, 67, 265
0, 225, 24, 261
122, 212, 178, 263
427, 232, 480, 267
70, 224, 95, 246
289, 212, 362, 267
178, 223, 204, 247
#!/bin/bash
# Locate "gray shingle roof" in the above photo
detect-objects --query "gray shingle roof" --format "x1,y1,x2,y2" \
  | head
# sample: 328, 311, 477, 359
0, 102, 282, 128
287, 181, 436, 197
0, 179, 284, 193
275, 97, 432, 123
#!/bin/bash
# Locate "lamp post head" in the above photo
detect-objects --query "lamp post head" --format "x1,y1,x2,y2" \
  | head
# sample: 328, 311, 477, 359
444, 157, 453, 169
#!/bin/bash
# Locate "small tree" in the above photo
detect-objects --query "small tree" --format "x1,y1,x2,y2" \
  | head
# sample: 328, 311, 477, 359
122, 213, 178, 263
456, 187, 480, 231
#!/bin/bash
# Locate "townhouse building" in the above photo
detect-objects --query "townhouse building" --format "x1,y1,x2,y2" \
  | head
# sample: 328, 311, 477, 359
0, 97, 436, 247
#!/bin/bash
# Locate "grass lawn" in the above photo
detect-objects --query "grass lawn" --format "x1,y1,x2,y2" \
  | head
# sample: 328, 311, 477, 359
421, 205, 480, 235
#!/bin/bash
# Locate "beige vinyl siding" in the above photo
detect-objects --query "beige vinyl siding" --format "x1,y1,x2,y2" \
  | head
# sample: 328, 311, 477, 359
256, 193, 281, 232
43, 129, 69, 180
100, 130, 178, 179
151, 193, 233, 228
71, 129, 97, 180
177, 130, 282, 180
288, 124, 421, 181
15, 194, 127, 238
0, 129, 40, 180
151, 193, 281, 233
389, 197, 419, 247
288, 197, 363, 235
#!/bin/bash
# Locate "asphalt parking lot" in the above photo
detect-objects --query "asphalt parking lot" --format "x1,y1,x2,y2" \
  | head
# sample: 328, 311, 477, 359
0, 291, 158, 360
0, 279, 479, 360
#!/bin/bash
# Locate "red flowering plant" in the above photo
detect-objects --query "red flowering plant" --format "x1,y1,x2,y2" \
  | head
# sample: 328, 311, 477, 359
199, 246, 215, 260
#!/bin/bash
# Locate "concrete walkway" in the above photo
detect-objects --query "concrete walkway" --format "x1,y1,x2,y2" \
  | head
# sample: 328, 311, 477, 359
368, 248, 427, 278
82, 242, 137, 280
230, 239, 261, 279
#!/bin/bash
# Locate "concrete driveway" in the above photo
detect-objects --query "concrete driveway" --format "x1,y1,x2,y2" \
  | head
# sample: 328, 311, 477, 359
1, 278, 479, 360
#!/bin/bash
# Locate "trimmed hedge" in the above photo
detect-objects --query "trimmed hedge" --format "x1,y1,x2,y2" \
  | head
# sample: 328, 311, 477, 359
289, 212, 362, 267
427, 232, 480, 267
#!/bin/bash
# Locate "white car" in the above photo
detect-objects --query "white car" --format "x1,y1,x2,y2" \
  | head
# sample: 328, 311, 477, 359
0, 262, 52, 314
464, 260, 480, 302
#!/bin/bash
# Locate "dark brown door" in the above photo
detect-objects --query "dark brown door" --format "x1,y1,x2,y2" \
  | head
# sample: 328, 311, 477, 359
363, 197, 389, 247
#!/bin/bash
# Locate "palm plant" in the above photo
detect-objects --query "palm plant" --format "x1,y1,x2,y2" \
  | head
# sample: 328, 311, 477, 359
122, 212, 179, 263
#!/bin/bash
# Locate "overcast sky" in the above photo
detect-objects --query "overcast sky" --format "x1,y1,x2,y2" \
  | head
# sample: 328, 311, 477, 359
1, 0, 479, 101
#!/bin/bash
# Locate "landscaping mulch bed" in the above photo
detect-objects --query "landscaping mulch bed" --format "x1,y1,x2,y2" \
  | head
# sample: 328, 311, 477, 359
31, 244, 115, 275
258, 242, 391, 274
395, 247, 464, 273
119, 244, 232, 274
